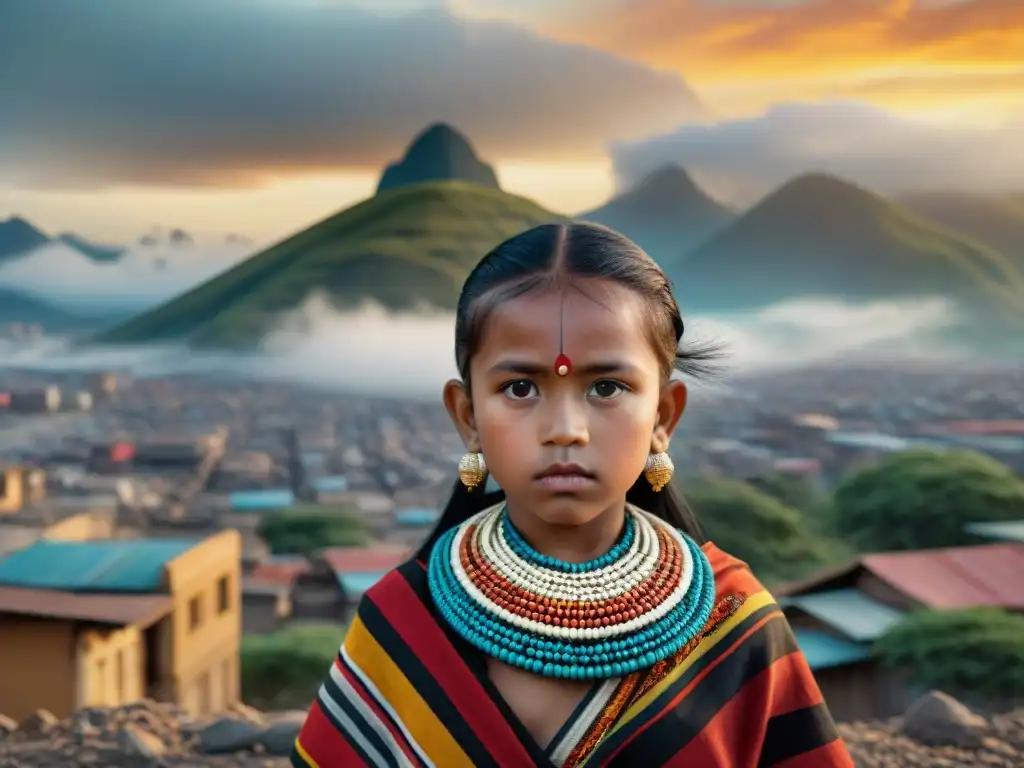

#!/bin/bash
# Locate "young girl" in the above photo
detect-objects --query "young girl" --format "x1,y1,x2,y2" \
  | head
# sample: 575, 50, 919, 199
291, 223, 853, 767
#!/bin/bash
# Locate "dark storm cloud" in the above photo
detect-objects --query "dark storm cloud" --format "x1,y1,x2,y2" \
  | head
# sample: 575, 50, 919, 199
0, 0, 703, 188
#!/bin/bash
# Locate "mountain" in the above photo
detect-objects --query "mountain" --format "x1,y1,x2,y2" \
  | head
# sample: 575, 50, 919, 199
578, 165, 735, 265
675, 174, 1024, 336
94, 181, 564, 348
896, 192, 1024, 268
56, 233, 124, 262
376, 123, 500, 194
0, 215, 125, 263
0, 216, 49, 262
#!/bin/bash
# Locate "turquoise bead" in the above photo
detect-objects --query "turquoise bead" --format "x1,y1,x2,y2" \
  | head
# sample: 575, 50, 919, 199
427, 519, 717, 681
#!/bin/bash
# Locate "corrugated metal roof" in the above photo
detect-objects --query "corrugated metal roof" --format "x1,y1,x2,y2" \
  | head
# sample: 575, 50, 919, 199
0, 585, 173, 626
826, 432, 911, 451
320, 546, 410, 575
793, 629, 871, 671
312, 476, 348, 493
864, 544, 1024, 611
337, 571, 388, 596
781, 589, 906, 642
229, 489, 295, 511
395, 508, 439, 527
964, 521, 1024, 544
249, 559, 310, 587
0, 538, 198, 592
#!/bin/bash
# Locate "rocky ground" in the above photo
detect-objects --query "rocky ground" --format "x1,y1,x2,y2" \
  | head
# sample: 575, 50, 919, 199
0, 691, 1020, 766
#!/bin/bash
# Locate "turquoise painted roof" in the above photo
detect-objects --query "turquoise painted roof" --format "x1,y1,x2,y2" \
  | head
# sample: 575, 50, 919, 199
395, 508, 439, 527
312, 476, 348, 492
336, 571, 388, 596
0, 538, 199, 592
964, 520, 1024, 543
229, 489, 295, 510
781, 589, 906, 642
794, 629, 871, 670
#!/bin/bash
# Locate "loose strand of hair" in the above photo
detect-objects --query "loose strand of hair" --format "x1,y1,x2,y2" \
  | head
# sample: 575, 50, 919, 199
415, 479, 505, 561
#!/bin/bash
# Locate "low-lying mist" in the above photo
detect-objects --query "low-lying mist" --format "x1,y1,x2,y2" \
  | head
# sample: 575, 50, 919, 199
0, 290, 969, 400
0, 240, 256, 315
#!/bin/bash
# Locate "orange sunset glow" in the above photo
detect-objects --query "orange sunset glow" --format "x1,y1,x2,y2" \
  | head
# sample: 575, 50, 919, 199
2, 0, 1023, 242
534, 0, 1024, 117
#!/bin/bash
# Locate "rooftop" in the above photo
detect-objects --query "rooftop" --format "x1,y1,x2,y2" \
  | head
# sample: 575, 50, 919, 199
778, 543, 1024, 612
229, 489, 295, 511
793, 629, 871, 671
781, 588, 906, 642
0, 538, 200, 592
320, 545, 411, 574
0, 585, 173, 626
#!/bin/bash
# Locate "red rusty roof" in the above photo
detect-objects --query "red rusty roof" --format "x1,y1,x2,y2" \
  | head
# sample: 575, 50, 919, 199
320, 545, 411, 574
862, 544, 1024, 610
249, 559, 311, 587
0, 585, 173, 626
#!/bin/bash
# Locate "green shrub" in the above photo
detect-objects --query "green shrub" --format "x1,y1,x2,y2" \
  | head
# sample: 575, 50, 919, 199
685, 476, 840, 585
258, 505, 369, 557
875, 608, 1024, 701
241, 622, 346, 709
833, 448, 1024, 552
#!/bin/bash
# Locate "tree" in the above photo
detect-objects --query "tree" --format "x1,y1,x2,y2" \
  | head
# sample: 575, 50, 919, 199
684, 476, 838, 586
747, 471, 821, 513
258, 505, 369, 557
242, 622, 344, 708
832, 448, 1024, 552
875, 608, 1024, 702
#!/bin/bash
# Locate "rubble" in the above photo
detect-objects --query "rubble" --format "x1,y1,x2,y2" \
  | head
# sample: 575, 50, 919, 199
0, 700, 301, 767
1, 694, 1022, 766
838, 692, 1024, 768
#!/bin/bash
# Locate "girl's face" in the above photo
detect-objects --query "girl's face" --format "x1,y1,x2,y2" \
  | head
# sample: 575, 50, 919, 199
445, 277, 687, 528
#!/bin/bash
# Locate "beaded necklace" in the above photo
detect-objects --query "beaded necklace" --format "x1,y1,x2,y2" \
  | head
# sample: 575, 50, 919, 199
427, 502, 716, 680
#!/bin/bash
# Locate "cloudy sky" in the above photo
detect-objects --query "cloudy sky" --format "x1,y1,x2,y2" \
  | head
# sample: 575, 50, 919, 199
1, 0, 1022, 242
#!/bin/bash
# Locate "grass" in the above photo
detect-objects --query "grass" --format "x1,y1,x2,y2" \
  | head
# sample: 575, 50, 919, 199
676, 173, 1024, 332
94, 181, 565, 348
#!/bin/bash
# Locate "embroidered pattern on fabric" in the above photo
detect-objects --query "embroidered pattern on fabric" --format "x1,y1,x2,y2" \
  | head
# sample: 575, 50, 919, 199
559, 593, 747, 767
627, 592, 747, 705
562, 675, 640, 768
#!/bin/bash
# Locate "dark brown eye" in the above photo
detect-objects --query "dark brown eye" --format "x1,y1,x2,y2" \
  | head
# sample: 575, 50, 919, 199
504, 380, 537, 400
589, 380, 625, 399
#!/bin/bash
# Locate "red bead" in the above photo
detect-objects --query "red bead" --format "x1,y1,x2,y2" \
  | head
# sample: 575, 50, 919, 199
554, 353, 572, 376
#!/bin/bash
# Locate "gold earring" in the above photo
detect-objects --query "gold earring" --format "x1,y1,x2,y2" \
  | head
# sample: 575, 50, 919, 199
644, 452, 674, 492
458, 452, 488, 490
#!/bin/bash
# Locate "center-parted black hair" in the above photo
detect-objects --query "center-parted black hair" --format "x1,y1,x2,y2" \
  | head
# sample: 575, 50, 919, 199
416, 222, 720, 560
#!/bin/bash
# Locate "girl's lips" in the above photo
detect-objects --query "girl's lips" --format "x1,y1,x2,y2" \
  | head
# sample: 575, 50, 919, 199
535, 473, 597, 492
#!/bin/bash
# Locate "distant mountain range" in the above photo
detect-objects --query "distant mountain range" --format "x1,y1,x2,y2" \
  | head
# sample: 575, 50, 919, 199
0, 215, 124, 264
579, 165, 736, 265
673, 174, 1024, 340
3, 121, 1016, 351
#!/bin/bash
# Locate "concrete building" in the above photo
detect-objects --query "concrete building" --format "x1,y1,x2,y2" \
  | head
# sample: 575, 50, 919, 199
0, 531, 241, 720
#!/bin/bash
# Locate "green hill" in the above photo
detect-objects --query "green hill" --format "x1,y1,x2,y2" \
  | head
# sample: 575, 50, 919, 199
94, 182, 564, 348
578, 165, 735, 267
376, 123, 500, 194
896, 191, 1024, 270
674, 174, 1024, 335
